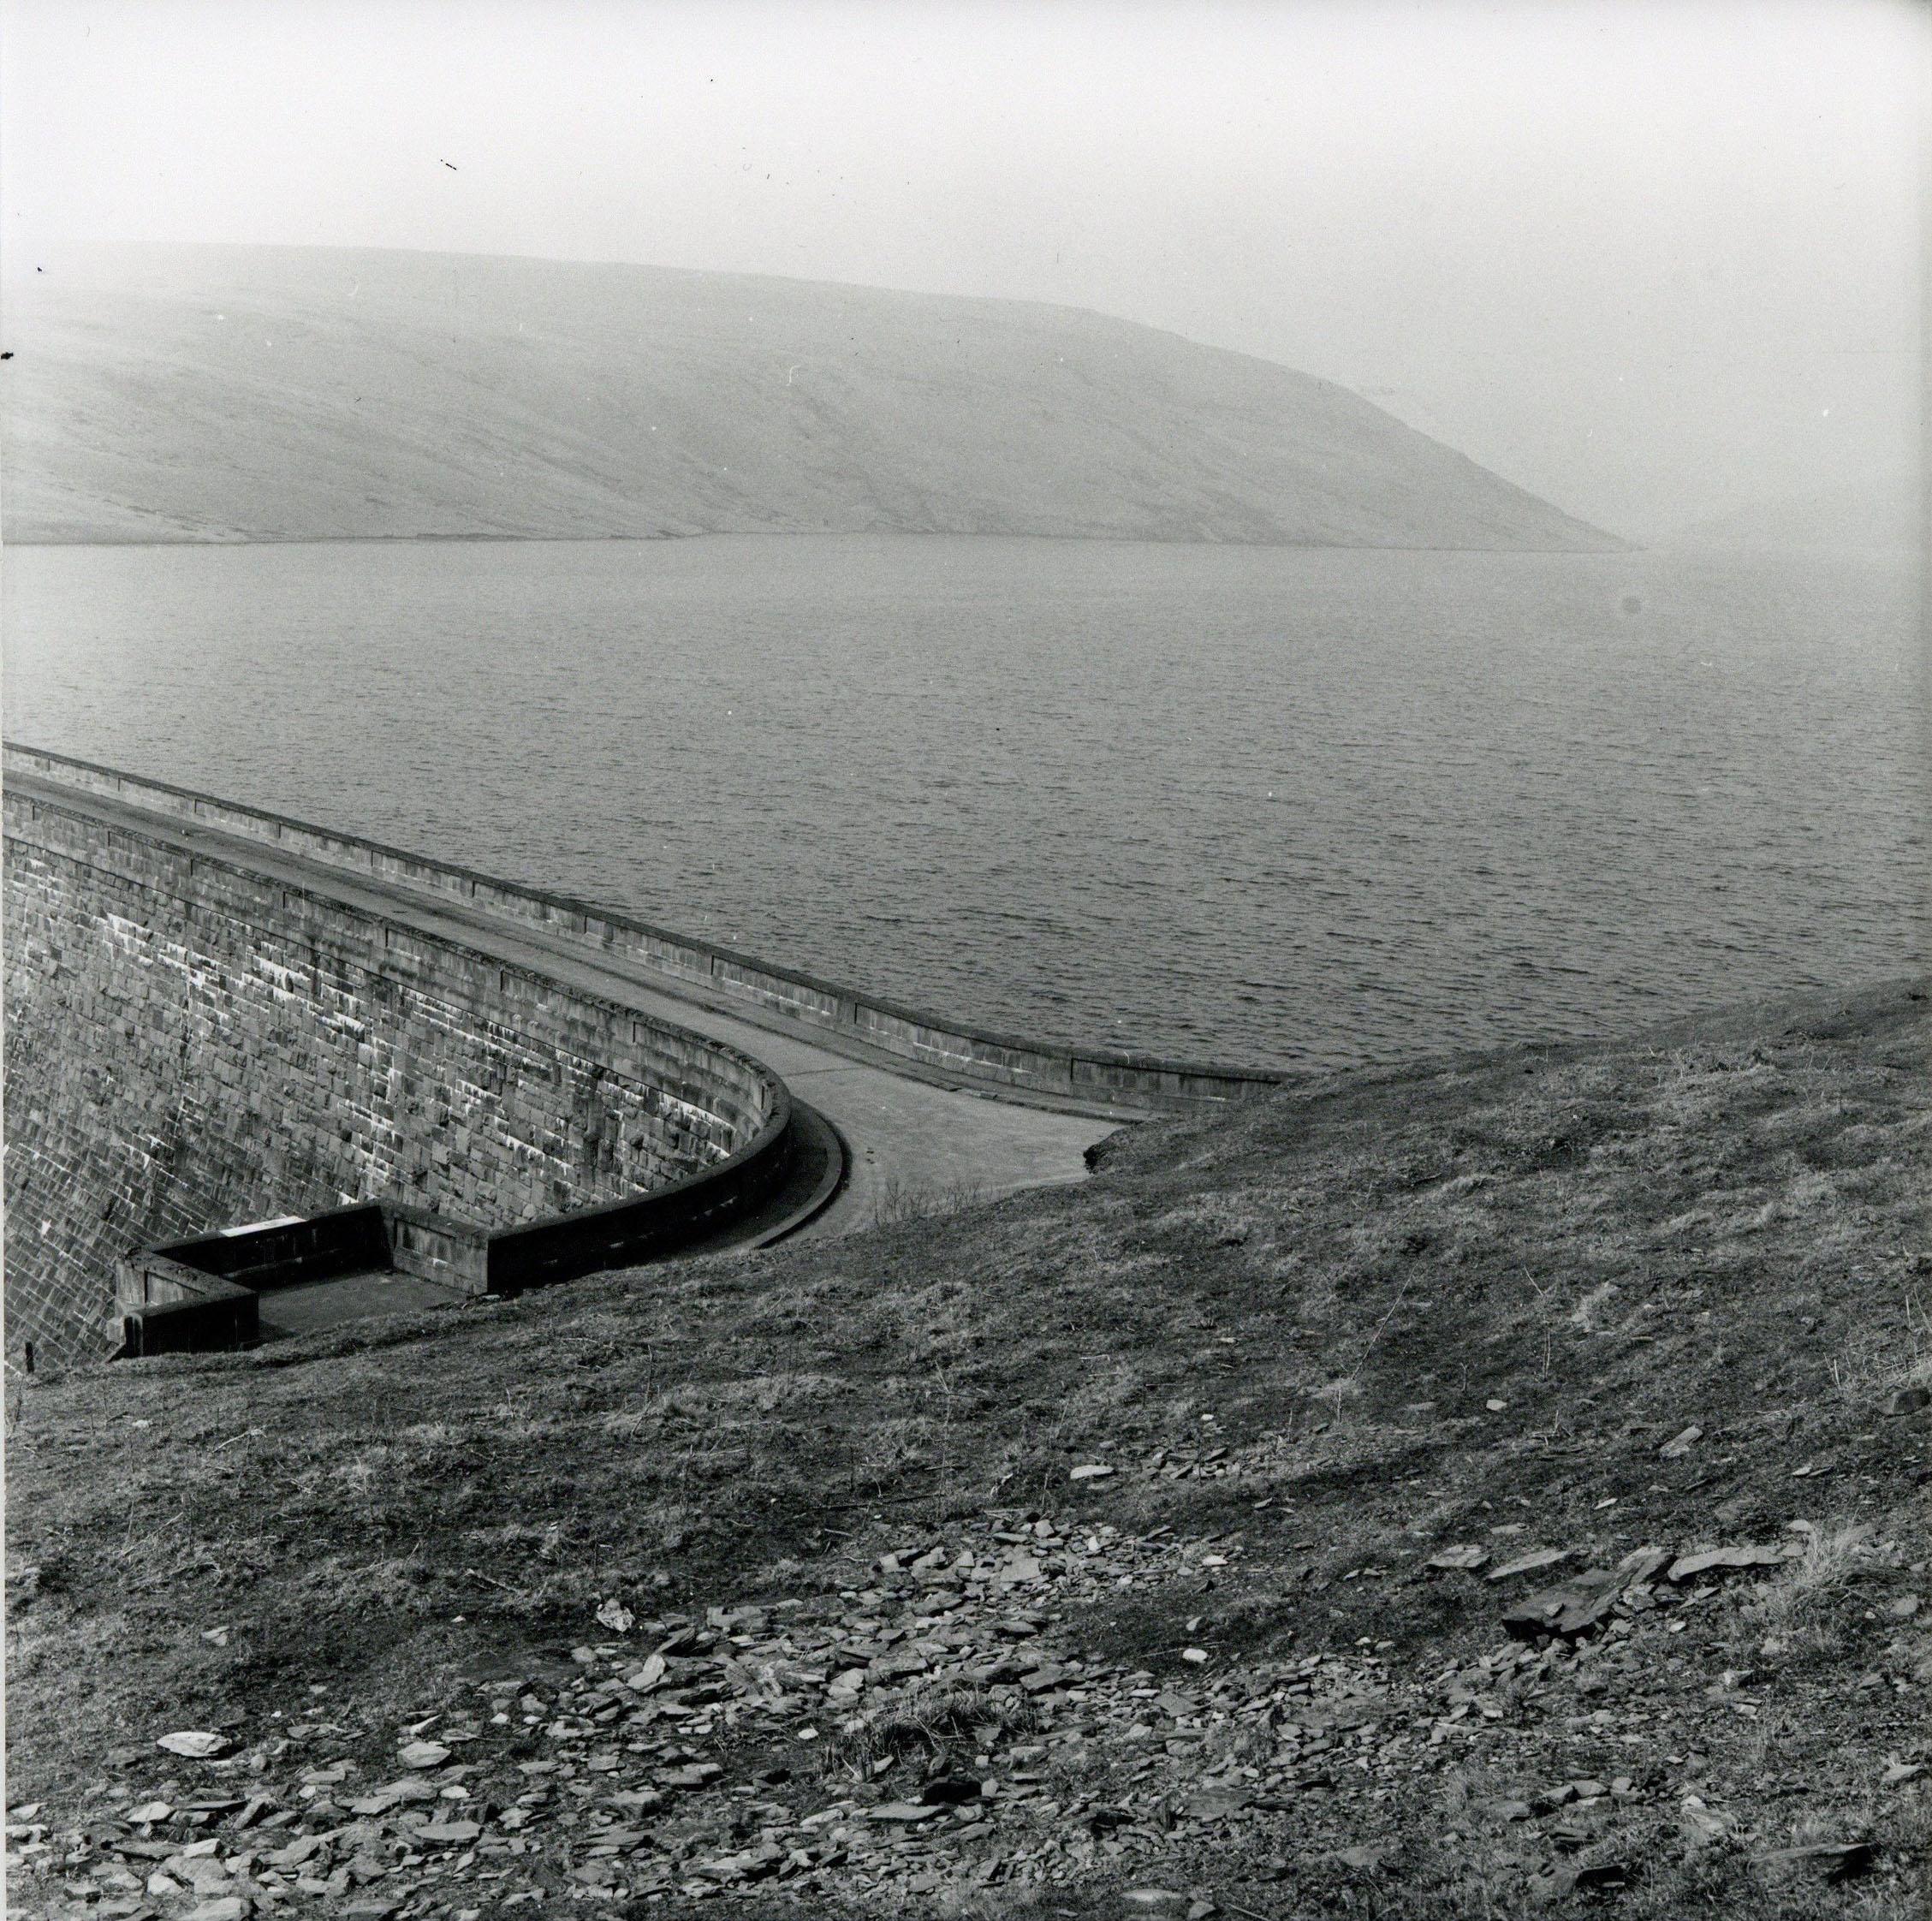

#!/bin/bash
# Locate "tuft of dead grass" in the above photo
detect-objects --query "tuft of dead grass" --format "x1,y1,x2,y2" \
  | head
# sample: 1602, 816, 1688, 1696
1747, 1521, 1881, 1650
871, 1173, 993, 1228
817, 1683, 1043, 1782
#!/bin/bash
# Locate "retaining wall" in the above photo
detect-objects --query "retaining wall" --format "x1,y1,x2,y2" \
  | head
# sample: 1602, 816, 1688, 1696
3, 744, 1283, 1111
3, 787, 789, 1361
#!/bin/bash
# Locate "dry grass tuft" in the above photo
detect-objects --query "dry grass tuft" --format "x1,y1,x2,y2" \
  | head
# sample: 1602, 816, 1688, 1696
871, 1173, 992, 1228
816, 1683, 1042, 1781
1748, 1521, 1880, 1640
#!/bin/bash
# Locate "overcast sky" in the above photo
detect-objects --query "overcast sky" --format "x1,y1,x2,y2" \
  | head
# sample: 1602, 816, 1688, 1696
3, 0, 1923, 538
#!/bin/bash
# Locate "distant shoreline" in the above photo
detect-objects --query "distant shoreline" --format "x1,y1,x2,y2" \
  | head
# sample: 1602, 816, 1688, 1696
3, 529, 1650, 555
16, 529, 1913, 557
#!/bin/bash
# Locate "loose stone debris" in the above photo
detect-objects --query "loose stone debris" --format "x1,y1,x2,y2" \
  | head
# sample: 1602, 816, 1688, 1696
153, 1738, 231, 1763
1665, 1543, 1792, 1584
10, 1497, 1925, 1919
1757, 1841, 1880, 1882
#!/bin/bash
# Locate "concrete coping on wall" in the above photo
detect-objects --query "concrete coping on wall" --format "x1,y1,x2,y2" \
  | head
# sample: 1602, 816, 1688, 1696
3, 741, 1287, 1112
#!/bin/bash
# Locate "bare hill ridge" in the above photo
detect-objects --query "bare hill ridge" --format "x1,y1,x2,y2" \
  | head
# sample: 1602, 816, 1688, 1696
1, 245, 1620, 549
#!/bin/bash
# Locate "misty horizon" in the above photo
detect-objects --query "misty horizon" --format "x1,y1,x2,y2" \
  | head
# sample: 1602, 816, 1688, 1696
3, 0, 1923, 544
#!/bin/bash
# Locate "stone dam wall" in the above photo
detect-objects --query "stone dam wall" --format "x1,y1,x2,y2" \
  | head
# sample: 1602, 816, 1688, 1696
3, 788, 786, 1362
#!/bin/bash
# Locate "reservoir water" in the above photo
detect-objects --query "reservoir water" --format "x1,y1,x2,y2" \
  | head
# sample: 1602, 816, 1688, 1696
3, 535, 1923, 1071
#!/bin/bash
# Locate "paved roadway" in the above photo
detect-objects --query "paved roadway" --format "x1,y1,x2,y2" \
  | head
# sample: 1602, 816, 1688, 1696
15, 773, 1124, 1240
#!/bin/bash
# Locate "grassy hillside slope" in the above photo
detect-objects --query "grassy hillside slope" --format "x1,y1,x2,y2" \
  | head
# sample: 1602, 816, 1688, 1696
0, 246, 1621, 551
6, 980, 1928, 1919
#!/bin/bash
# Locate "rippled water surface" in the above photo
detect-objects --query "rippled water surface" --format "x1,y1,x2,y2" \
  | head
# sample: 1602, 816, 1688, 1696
4, 535, 1923, 1069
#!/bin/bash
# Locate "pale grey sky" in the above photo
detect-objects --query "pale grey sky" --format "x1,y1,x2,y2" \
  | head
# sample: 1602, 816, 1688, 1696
3, 0, 1923, 538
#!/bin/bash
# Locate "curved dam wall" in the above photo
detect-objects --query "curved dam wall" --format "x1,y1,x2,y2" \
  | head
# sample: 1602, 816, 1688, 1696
4, 746, 1284, 1110
3, 786, 788, 1363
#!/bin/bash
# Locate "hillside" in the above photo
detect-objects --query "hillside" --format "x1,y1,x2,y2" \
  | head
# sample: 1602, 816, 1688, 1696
1671, 475, 1921, 555
0, 245, 1621, 550
6, 978, 1929, 1918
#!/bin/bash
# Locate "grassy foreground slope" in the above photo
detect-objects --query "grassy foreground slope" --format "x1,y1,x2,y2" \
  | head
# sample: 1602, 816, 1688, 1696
1, 245, 1621, 551
6, 980, 1929, 1920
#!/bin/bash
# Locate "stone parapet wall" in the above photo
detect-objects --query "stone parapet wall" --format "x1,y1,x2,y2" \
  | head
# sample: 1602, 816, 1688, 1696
3, 744, 1283, 1113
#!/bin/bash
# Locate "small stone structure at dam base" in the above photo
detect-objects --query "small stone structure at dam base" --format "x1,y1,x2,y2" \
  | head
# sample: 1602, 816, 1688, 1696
3, 743, 1284, 1366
